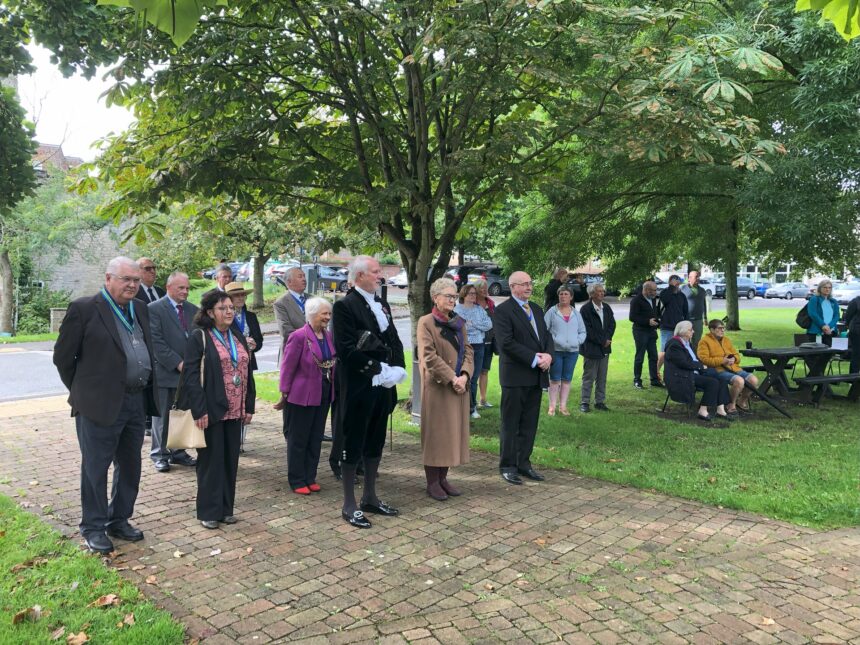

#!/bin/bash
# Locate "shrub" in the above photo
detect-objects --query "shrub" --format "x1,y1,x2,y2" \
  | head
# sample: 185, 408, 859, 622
16, 287, 70, 335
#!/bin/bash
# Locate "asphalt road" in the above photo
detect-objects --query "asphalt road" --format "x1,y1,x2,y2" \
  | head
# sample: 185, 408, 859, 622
0, 297, 801, 402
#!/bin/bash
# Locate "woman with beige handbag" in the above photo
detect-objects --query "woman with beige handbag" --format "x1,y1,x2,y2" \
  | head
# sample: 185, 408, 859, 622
177, 290, 255, 529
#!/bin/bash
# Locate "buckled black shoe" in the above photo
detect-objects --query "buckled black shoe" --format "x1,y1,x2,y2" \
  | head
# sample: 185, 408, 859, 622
84, 532, 114, 555
342, 509, 371, 528
359, 500, 399, 516
106, 523, 144, 542
518, 468, 545, 481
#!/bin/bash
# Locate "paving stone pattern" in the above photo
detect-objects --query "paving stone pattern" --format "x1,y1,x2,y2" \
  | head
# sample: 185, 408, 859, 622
1, 399, 858, 644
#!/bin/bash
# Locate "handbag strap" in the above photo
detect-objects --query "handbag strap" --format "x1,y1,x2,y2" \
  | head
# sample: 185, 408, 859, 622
172, 329, 206, 408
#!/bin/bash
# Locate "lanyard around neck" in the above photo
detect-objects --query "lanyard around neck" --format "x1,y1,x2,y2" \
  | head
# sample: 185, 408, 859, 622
101, 287, 135, 334
211, 328, 238, 367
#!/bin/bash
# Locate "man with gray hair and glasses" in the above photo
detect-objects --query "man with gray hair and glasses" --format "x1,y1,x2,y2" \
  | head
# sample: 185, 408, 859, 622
54, 256, 160, 554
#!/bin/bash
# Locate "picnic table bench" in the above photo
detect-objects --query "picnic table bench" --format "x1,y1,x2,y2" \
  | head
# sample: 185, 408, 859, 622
793, 373, 860, 406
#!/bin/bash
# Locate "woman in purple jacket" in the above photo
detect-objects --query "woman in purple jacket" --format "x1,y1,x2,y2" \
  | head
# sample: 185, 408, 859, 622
278, 297, 336, 495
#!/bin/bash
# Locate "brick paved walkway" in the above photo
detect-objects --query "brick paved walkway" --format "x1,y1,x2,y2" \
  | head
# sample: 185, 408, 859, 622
1, 398, 858, 644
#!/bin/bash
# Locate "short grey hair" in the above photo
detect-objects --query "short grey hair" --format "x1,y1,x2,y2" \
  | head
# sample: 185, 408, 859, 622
305, 296, 332, 322
587, 282, 605, 296
430, 277, 456, 299
166, 271, 188, 285
215, 263, 232, 276
285, 266, 304, 282
106, 256, 138, 274
816, 279, 832, 295
674, 320, 693, 336
348, 255, 375, 284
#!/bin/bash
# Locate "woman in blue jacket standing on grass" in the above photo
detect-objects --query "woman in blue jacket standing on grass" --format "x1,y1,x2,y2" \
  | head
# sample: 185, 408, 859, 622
807, 279, 841, 338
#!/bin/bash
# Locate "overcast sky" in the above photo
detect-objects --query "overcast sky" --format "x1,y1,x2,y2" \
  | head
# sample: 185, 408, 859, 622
19, 44, 136, 161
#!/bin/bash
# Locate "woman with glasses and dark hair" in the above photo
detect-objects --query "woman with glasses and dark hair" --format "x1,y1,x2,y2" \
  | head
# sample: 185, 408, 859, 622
177, 290, 255, 529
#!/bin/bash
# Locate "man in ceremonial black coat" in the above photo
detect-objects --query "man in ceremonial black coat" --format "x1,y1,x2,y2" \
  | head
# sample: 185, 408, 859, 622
332, 256, 405, 528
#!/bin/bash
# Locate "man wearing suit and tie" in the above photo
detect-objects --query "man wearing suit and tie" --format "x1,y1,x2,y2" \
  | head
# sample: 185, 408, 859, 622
54, 256, 159, 554
148, 272, 199, 473
273, 267, 312, 347
135, 257, 166, 304
493, 271, 554, 485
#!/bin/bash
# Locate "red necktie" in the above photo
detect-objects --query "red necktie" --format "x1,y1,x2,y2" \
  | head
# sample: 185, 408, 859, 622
177, 303, 188, 331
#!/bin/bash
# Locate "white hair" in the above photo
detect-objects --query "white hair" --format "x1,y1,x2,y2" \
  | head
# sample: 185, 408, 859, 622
285, 266, 304, 283
348, 255, 375, 284
305, 296, 333, 322
430, 277, 456, 298
674, 320, 693, 336
106, 256, 138, 274
166, 271, 188, 285
587, 281, 605, 296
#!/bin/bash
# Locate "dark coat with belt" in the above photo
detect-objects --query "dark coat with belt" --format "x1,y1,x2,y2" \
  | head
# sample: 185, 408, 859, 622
494, 297, 554, 388
231, 307, 263, 371
53, 293, 159, 426
176, 328, 256, 422
663, 337, 703, 404
579, 300, 616, 359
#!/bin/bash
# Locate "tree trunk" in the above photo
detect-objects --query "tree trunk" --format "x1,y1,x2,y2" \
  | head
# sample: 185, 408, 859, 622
0, 249, 14, 334
724, 217, 740, 330
252, 253, 269, 310
457, 247, 465, 265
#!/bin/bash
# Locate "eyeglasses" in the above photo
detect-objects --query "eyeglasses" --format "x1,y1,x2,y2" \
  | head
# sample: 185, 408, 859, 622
140, 265, 156, 272
714, 326, 726, 330
110, 274, 141, 285
214, 305, 236, 312
438, 294, 457, 301
511, 281, 534, 287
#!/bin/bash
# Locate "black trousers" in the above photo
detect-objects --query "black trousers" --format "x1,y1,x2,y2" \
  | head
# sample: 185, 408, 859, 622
694, 373, 730, 407
75, 391, 145, 537
340, 386, 390, 465
285, 383, 330, 489
196, 419, 242, 521
849, 330, 859, 374
632, 326, 659, 382
499, 385, 542, 473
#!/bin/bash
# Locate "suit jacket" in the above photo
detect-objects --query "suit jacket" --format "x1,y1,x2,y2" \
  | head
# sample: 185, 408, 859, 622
53, 293, 159, 426
629, 293, 660, 330
231, 307, 263, 371
580, 300, 616, 359
493, 297, 553, 388
279, 323, 336, 407
176, 328, 256, 421
136, 283, 166, 304
274, 291, 312, 346
148, 296, 199, 389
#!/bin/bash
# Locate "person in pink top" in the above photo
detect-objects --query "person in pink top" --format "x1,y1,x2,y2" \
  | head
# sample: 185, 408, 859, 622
278, 298, 336, 495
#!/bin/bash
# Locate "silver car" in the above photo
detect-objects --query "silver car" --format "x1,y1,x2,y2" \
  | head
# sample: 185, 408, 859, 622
764, 282, 808, 299
832, 281, 860, 305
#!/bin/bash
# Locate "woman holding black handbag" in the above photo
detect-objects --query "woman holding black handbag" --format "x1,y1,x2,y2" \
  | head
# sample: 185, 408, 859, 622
177, 290, 255, 529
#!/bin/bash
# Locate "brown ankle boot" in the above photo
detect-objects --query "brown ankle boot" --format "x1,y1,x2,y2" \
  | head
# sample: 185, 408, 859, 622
439, 467, 461, 496
424, 466, 448, 501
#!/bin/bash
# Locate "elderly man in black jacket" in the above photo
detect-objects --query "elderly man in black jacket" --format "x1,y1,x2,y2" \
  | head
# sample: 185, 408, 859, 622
580, 283, 616, 412
54, 256, 159, 554
629, 280, 662, 389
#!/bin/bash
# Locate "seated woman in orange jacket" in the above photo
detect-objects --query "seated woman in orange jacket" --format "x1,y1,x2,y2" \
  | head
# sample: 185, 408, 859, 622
696, 319, 759, 414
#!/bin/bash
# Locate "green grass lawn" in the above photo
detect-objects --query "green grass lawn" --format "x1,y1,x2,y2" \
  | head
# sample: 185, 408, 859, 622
256, 307, 859, 529
0, 332, 58, 344
0, 495, 184, 644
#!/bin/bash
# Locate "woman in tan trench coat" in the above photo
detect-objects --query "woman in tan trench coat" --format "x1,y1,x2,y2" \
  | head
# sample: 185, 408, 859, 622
417, 277, 474, 501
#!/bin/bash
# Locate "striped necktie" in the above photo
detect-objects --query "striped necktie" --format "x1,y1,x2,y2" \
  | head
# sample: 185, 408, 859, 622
522, 302, 539, 336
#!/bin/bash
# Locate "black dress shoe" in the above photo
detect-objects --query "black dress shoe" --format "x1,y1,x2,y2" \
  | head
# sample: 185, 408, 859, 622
579, 403, 590, 413
144, 428, 152, 437
84, 532, 114, 555
200, 520, 219, 529
651, 381, 665, 388
154, 459, 170, 472
169, 455, 197, 466
331, 464, 342, 481
222, 515, 238, 524
501, 471, 523, 485
342, 510, 371, 528
518, 468, 545, 481
322, 434, 333, 442
107, 523, 144, 542
697, 414, 713, 422
633, 380, 644, 389
360, 500, 399, 516
595, 403, 610, 411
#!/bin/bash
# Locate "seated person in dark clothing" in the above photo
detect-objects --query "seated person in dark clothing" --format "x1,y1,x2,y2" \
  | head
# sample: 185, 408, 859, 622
663, 321, 731, 422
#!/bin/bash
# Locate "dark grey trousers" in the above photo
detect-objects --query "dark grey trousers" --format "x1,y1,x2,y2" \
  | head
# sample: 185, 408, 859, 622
581, 356, 609, 405
75, 391, 145, 537
499, 385, 542, 473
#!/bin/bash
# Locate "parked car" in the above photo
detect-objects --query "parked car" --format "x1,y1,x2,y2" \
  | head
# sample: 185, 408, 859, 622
754, 281, 770, 297
832, 281, 860, 305
697, 278, 715, 297
714, 276, 757, 299
764, 281, 808, 299
444, 264, 488, 286
318, 266, 349, 292
388, 268, 408, 289
467, 266, 510, 296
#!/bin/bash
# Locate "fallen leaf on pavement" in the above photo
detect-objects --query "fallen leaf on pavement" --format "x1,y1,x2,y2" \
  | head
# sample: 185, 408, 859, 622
246, 547, 253, 554
210, 549, 221, 556
760, 617, 776, 626
145, 575, 158, 585
89, 594, 119, 608
484, 583, 495, 591
173, 551, 184, 558
12, 605, 42, 624
131, 565, 146, 571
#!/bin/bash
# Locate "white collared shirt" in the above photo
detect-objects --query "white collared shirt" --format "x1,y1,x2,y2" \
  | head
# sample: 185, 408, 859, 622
594, 302, 604, 324
355, 285, 389, 332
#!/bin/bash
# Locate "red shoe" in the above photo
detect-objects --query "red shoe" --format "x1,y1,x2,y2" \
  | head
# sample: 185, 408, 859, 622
308, 483, 321, 492
293, 486, 311, 495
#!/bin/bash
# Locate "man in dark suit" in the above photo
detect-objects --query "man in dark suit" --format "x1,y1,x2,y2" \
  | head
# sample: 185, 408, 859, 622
580, 283, 616, 412
53, 256, 159, 554
135, 257, 166, 304
332, 256, 405, 528
628, 280, 662, 389
494, 271, 554, 485
148, 271, 199, 472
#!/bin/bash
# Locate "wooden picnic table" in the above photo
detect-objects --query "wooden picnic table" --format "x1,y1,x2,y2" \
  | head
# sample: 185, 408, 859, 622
741, 346, 842, 403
